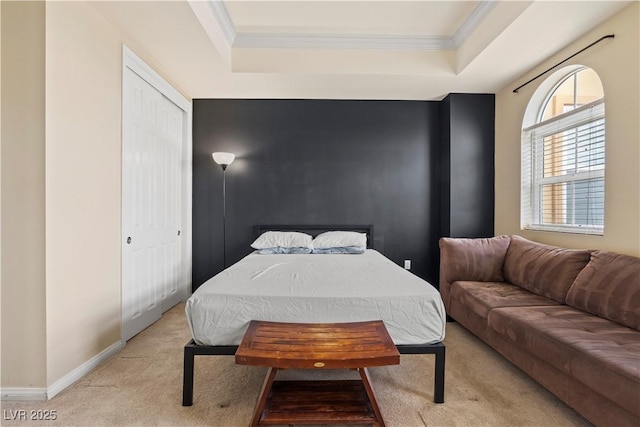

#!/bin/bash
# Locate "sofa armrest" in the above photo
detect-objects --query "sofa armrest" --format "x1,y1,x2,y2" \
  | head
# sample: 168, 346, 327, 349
439, 236, 511, 310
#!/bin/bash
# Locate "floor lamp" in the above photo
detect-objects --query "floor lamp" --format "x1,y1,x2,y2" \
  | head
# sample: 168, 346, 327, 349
212, 152, 235, 268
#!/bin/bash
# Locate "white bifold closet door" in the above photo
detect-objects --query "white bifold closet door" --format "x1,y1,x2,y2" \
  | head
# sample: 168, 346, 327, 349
122, 68, 183, 341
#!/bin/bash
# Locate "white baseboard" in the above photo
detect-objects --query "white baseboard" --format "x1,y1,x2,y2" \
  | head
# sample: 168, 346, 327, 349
47, 339, 124, 399
1, 388, 47, 401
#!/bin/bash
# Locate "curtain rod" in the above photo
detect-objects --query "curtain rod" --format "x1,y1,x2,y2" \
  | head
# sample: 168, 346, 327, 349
513, 34, 615, 94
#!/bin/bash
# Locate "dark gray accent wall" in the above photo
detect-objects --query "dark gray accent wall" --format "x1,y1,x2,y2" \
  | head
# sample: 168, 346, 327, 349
441, 94, 495, 238
192, 96, 494, 291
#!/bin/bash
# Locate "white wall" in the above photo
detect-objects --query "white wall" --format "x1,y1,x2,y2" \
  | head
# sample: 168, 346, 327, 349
2, 0, 191, 394
1, 1, 47, 390
495, 2, 640, 256
44, 1, 124, 385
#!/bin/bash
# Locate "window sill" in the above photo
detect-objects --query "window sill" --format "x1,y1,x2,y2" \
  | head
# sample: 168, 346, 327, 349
523, 224, 604, 236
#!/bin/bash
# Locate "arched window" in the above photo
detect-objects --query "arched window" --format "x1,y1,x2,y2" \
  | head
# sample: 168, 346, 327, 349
521, 66, 605, 234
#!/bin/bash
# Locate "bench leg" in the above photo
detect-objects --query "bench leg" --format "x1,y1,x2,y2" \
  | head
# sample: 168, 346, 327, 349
434, 345, 445, 403
359, 367, 385, 427
250, 367, 278, 427
183, 345, 195, 406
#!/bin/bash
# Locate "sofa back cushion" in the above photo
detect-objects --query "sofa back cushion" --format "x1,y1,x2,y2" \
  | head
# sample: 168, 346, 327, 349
566, 251, 640, 330
439, 236, 511, 283
503, 236, 592, 303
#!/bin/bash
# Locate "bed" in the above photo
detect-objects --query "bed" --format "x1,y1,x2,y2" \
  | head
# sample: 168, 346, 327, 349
183, 224, 446, 406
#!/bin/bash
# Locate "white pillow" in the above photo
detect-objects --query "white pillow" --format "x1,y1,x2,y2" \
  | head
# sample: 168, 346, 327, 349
251, 231, 313, 250
312, 231, 367, 249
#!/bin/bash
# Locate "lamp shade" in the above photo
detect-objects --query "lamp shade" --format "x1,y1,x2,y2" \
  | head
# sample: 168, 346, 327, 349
212, 152, 235, 167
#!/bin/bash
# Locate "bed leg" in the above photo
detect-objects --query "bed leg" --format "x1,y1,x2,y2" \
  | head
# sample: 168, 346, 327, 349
434, 344, 445, 403
183, 344, 195, 406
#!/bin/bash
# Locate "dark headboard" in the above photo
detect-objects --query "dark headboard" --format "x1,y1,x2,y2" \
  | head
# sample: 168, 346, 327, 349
255, 224, 374, 249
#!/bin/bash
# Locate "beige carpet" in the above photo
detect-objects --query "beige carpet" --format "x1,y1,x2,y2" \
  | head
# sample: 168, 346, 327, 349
1, 304, 591, 427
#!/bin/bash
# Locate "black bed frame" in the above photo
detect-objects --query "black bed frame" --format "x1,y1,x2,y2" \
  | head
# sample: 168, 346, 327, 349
182, 224, 445, 406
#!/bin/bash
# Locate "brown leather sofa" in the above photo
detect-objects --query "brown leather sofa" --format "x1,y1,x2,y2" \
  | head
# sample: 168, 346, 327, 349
439, 235, 639, 427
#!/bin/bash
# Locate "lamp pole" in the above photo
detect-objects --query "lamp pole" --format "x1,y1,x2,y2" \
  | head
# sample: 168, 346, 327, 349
221, 164, 227, 268
212, 152, 235, 269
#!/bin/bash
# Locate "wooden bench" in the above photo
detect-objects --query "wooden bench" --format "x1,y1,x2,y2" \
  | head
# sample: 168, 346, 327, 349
235, 320, 401, 427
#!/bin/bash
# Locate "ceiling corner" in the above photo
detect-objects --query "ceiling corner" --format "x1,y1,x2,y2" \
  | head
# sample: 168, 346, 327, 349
452, 0, 498, 48
188, 0, 234, 67
207, 0, 236, 44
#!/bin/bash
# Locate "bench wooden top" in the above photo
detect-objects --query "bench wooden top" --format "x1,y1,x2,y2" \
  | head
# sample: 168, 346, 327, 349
235, 320, 400, 370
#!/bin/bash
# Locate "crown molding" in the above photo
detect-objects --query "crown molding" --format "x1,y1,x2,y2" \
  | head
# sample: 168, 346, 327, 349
453, 1, 498, 47
208, 0, 493, 51
208, 0, 236, 44
234, 33, 455, 51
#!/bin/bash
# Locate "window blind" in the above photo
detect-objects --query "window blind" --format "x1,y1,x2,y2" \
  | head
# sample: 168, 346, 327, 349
522, 98, 605, 234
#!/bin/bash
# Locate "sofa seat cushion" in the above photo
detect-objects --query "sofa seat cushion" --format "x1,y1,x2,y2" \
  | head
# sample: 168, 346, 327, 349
503, 235, 592, 303
566, 251, 640, 331
488, 305, 640, 417
449, 281, 559, 319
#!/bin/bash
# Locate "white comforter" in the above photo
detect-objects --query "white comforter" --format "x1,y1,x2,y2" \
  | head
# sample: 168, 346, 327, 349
186, 250, 446, 346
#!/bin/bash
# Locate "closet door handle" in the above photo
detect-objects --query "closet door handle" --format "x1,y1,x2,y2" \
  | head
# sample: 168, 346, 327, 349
127, 237, 132, 244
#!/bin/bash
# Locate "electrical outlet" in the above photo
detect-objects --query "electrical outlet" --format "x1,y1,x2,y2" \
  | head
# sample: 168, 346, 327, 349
404, 260, 411, 270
